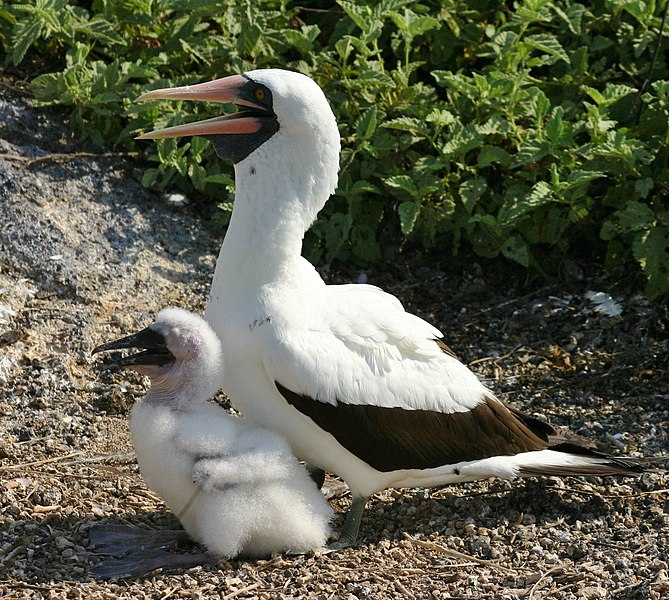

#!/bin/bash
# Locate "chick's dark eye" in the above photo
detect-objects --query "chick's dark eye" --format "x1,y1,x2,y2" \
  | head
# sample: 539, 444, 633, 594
254, 87, 266, 102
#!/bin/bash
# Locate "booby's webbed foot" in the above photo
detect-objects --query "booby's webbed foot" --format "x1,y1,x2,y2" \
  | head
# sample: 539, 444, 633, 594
94, 548, 214, 580
89, 524, 213, 579
327, 496, 367, 550
89, 524, 191, 558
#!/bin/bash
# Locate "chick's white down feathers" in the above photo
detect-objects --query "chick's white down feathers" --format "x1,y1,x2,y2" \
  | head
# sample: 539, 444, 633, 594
129, 308, 332, 557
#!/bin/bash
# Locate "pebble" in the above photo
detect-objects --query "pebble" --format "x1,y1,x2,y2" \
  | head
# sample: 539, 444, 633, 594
55, 536, 74, 550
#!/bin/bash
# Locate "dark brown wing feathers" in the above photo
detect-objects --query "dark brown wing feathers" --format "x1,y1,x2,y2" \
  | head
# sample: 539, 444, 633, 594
275, 339, 642, 475
276, 383, 552, 472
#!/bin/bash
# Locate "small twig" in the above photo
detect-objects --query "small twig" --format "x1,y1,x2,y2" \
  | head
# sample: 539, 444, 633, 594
15, 434, 54, 446
556, 485, 668, 500
5, 581, 55, 592
0, 536, 33, 578
393, 579, 415, 599
176, 486, 204, 521
59, 451, 135, 466
469, 287, 558, 317
0, 151, 138, 166
0, 451, 135, 472
160, 587, 179, 600
402, 532, 524, 574
222, 582, 262, 599
0, 452, 82, 471
32, 504, 60, 513
469, 345, 525, 367
528, 566, 564, 600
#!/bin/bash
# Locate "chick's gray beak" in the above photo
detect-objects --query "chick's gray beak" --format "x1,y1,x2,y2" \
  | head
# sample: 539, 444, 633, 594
92, 327, 173, 367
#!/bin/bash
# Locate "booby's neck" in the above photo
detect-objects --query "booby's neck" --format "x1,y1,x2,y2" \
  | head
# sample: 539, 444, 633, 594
141, 369, 221, 410
217, 116, 340, 285
142, 389, 195, 412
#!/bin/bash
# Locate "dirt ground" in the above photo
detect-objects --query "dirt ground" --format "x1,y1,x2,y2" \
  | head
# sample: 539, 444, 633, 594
1, 82, 668, 599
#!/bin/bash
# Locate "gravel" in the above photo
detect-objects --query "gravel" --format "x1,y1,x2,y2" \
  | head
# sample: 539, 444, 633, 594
1, 84, 667, 599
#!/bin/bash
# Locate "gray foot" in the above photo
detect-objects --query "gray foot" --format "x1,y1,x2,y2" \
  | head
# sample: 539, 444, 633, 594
94, 548, 213, 580
89, 524, 211, 579
89, 524, 191, 557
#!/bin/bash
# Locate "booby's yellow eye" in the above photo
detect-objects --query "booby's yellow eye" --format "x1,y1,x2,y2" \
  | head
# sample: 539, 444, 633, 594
254, 87, 266, 102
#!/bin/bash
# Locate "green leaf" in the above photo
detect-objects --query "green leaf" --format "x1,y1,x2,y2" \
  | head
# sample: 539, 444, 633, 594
563, 170, 605, 191
141, 168, 159, 188
634, 178, 654, 199
356, 106, 377, 140
459, 179, 487, 213
545, 106, 566, 142
469, 213, 498, 228
205, 173, 235, 187
389, 10, 439, 39
526, 87, 551, 126
10, 19, 44, 65
356, 69, 395, 88
617, 201, 656, 231
477, 145, 512, 167
188, 162, 207, 191
338, 0, 374, 34
398, 201, 421, 235
384, 175, 418, 196
349, 180, 380, 195
431, 70, 452, 88
325, 212, 353, 263
75, 16, 124, 45
498, 182, 553, 226
384, 116, 422, 133
600, 200, 656, 240
552, 2, 587, 35
620, 0, 653, 23
582, 85, 605, 105
351, 224, 382, 262
441, 123, 484, 159
525, 33, 570, 65
501, 235, 530, 267
633, 225, 669, 299
425, 109, 456, 127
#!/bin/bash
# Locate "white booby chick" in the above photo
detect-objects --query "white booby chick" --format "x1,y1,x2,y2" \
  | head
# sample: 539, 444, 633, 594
136, 70, 644, 548
91, 307, 333, 577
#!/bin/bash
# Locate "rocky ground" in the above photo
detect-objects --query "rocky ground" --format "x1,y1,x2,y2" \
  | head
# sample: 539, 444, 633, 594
1, 81, 668, 599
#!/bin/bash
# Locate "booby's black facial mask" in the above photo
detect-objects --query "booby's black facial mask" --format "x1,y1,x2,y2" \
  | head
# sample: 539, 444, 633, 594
206, 76, 279, 163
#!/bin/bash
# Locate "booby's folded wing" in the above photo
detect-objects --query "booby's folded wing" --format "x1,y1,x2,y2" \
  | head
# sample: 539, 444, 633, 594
264, 284, 553, 472
265, 283, 483, 412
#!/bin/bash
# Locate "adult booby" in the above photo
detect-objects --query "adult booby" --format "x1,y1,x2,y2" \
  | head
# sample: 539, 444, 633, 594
136, 70, 643, 548
91, 308, 332, 578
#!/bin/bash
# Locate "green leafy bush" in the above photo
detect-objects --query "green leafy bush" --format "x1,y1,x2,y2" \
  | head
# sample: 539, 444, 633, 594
3, 0, 668, 297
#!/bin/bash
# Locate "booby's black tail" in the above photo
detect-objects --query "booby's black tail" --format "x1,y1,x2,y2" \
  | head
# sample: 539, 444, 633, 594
517, 442, 646, 477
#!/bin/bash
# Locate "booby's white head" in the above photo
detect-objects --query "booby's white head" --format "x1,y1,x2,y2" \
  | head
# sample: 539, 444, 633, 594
93, 308, 224, 405
136, 68, 341, 233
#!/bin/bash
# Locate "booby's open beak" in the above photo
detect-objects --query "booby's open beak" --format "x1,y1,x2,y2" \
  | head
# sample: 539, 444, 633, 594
92, 327, 173, 368
135, 74, 273, 139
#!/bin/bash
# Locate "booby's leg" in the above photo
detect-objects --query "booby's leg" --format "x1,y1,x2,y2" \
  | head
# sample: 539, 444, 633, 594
307, 464, 326, 489
94, 549, 215, 580
327, 496, 368, 550
89, 524, 191, 558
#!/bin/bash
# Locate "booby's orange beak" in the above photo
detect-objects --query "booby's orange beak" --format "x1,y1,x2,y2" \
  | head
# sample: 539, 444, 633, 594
135, 74, 271, 139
